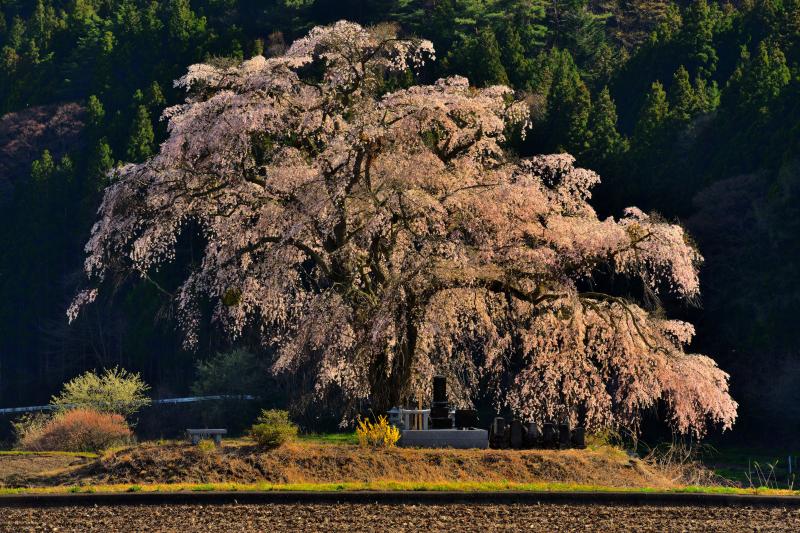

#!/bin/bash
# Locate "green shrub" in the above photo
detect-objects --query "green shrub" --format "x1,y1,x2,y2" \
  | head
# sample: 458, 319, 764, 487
50, 367, 151, 418
197, 439, 218, 454
249, 409, 298, 449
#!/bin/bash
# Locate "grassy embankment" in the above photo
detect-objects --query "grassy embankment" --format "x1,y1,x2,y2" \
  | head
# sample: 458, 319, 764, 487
1, 480, 798, 497
0, 451, 98, 458
3, 434, 797, 497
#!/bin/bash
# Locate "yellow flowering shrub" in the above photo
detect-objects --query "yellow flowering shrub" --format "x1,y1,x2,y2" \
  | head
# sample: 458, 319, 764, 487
356, 415, 400, 448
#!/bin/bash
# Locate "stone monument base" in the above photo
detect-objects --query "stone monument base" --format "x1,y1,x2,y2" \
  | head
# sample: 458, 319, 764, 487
399, 428, 488, 449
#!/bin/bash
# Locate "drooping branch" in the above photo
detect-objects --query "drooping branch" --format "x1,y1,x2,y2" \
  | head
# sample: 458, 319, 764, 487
71, 22, 735, 436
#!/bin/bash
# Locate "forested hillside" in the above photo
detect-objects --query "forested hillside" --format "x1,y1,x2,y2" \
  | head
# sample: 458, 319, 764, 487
1, 0, 798, 442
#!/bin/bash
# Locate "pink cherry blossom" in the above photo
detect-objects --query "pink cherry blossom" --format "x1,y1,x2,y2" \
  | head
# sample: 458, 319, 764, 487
71, 22, 735, 436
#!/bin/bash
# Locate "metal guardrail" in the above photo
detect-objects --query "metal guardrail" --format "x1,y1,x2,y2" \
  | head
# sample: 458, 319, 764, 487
0, 395, 257, 415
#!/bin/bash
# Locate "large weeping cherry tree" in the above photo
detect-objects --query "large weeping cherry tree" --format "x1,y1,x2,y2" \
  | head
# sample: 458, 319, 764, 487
70, 21, 736, 436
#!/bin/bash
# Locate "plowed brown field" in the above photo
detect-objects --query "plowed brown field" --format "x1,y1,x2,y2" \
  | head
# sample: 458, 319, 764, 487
2, 502, 799, 532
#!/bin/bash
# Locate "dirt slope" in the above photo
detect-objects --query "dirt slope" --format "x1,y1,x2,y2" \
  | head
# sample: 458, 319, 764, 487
4, 442, 674, 489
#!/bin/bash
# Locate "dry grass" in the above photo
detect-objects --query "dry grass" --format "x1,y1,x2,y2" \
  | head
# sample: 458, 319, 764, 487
4, 440, 799, 497
643, 440, 736, 488
3, 440, 676, 490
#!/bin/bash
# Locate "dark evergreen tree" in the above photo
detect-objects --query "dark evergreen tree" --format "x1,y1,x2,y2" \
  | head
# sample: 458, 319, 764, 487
544, 48, 591, 154
682, 0, 718, 76
586, 86, 627, 168
725, 40, 791, 116
127, 104, 155, 162
499, 22, 534, 90
561, 1, 611, 69
30, 149, 56, 185
146, 81, 166, 109
633, 81, 669, 152
445, 26, 509, 86
499, 0, 548, 49
166, 0, 206, 45
669, 65, 699, 123
87, 138, 114, 190
693, 74, 720, 114
87, 94, 105, 130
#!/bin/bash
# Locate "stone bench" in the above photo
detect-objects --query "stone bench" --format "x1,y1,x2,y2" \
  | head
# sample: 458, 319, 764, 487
186, 428, 227, 446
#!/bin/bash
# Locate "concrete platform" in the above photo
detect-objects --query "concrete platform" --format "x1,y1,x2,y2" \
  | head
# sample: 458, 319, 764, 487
398, 428, 488, 449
